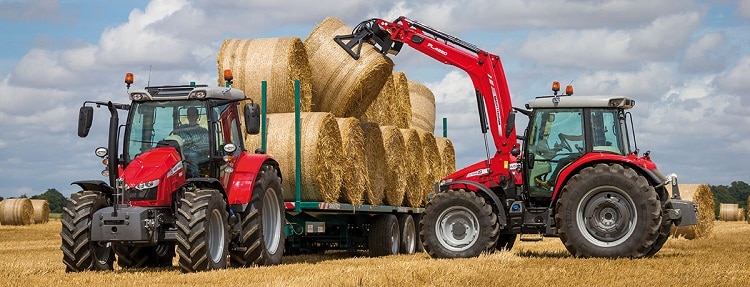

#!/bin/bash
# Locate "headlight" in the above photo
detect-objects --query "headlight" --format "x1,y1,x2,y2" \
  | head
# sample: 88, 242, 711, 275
95, 147, 108, 158
130, 92, 147, 101
190, 90, 207, 99
134, 179, 160, 190
223, 143, 237, 153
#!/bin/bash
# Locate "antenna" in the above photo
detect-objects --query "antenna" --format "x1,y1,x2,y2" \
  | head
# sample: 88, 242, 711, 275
147, 65, 152, 87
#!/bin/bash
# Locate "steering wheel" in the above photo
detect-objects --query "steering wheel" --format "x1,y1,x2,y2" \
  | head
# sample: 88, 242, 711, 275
557, 133, 572, 152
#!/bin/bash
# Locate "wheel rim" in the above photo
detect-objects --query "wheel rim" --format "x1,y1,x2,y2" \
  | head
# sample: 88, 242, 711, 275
390, 221, 399, 254
403, 218, 416, 253
576, 186, 637, 247
262, 187, 282, 254
208, 208, 226, 263
435, 206, 480, 252
93, 241, 112, 265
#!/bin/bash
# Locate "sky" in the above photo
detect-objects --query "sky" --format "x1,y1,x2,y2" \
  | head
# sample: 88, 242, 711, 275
0, 0, 749, 199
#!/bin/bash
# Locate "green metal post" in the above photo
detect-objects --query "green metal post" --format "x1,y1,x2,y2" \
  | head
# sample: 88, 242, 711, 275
443, 117, 448, 137
294, 80, 302, 212
261, 81, 268, 152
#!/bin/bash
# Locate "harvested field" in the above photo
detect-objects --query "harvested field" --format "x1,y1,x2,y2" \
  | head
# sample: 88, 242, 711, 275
2, 220, 749, 286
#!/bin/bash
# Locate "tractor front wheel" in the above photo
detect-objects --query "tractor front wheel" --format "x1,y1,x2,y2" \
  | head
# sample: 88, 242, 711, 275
176, 189, 229, 272
60, 190, 114, 272
555, 164, 660, 258
420, 189, 499, 258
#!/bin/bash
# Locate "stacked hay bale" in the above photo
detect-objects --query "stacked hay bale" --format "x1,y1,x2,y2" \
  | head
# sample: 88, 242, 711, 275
667, 184, 714, 239
380, 126, 407, 206
304, 17, 394, 117
336, 117, 369, 205
360, 122, 386, 205
435, 137, 457, 178
408, 81, 436, 133
390, 72, 412, 129
720, 203, 740, 221
400, 129, 427, 207
418, 131, 442, 205
30, 199, 50, 224
361, 75, 395, 126
0, 198, 34, 225
246, 112, 343, 202
217, 37, 312, 113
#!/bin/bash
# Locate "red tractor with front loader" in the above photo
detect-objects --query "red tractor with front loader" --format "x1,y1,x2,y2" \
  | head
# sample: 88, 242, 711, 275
336, 16, 698, 258
62, 72, 286, 272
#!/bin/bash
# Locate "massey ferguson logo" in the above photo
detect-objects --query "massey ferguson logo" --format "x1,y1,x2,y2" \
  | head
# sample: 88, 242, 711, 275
427, 43, 448, 56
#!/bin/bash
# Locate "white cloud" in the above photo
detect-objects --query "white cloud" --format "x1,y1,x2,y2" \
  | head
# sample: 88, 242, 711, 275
681, 32, 727, 73
573, 63, 675, 101
715, 55, 750, 95
738, 0, 750, 18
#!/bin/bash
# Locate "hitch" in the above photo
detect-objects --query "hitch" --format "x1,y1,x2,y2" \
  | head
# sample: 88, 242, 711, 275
334, 18, 403, 60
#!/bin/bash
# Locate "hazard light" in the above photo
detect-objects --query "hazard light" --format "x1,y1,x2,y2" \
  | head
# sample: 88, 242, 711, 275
125, 73, 134, 89
223, 69, 233, 82
552, 81, 560, 93
565, 85, 573, 95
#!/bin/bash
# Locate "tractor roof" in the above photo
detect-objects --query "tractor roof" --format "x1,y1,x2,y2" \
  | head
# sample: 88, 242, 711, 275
128, 85, 247, 102
525, 95, 635, 110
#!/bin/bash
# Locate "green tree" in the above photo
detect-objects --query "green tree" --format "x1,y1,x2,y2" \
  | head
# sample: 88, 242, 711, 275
711, 181, 750, 218
30, 188, 66, 213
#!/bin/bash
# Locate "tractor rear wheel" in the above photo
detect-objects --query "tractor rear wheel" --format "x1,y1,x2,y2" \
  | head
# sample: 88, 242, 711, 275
115, 243, 175, 268
229, 165, 285, 267
555, 164, 660, 258
420, 189, 499, 258
398, 214, 417, 254
495, 234, 517, 251
60, 190, 114, 272
369, 214, 400, 256
176, 189, 229, 272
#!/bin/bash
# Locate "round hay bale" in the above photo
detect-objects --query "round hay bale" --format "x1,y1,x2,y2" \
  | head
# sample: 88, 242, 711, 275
0, 198, 34, 225
747, 196, 750, 224
667, 184, 714, 239
408, 81, 436, 133
336, 117, 369, 205
738, 207, 746, 222
720, 203, 739, 221
217, 37, 312, 114
246, 112, 343, 202
304, 17, 394, 117
360, 122, 386, 205
380, 126, 407, 206
361, 74, 395, 126
391, 72, 412, 129
30, 199, 50, 224
418, 130, 442, 205
400, 129, 427, 207
435, 137, 456, 178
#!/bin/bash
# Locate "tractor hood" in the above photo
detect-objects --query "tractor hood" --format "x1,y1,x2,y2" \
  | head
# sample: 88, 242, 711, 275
121, 147, 185, 206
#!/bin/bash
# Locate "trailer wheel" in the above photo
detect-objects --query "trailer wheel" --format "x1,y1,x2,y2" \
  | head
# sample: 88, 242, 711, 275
176, 189, 229, 272
398, 214, 417, 254
60, 190, 114, 272
115, 243, 175, 268
420, 189, 499, 258
230, 165, 285, 267
555, 164, 660, 258
369, 214, 400, 256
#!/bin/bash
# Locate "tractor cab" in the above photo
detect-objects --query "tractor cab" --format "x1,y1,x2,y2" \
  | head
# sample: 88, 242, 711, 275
523, 83, 636, 198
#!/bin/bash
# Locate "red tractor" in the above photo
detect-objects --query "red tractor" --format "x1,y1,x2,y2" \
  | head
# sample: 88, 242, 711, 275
62, 72, 286, 272
336, 17, 698, 258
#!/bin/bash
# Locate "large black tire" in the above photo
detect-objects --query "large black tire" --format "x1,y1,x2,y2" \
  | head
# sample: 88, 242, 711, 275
555, 164, 661, 258
60, 190, 114, 272
495, 234, 517, 251
397, 214, 417, 254
645, 198, 672, 257
115, 243, 175, 268
229, 165, 285, 267
420, 190, 499, 258
369, 214, 400, 256
176, 189, 229, 272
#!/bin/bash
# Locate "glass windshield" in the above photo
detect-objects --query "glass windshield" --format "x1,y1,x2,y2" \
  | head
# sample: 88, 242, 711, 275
125, 100, 208, 162
589, 109, 626, 155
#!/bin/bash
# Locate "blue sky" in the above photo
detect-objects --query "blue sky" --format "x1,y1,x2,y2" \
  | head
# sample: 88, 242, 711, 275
0, 0, 749, 198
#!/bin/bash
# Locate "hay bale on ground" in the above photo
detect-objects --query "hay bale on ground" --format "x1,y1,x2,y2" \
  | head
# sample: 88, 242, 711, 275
400, 129, 427, 207
246, 112, 343, 202
738, 207, 746, 222
435, 137, 456, 178
304, 17, 394, 117
380, 126, 407, 206
30, 199, 49, 224
747, 196, 750, 224
667, 184, 714, 239
720, 203, 739, 221
360, 122, 386, 205
336, 117, 369, 205
408, 81, 436, 133
390, 72, 412, 129
217, 37, 312, 113
0, 198, 34, 225
418, 130, 442, 205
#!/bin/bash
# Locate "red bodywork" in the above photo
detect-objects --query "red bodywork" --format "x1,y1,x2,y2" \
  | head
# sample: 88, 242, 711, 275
121, 147, 185, 207
224, 152, 276, 206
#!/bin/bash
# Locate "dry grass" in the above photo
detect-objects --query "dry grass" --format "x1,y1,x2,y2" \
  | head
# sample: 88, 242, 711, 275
2, 221, 750, 286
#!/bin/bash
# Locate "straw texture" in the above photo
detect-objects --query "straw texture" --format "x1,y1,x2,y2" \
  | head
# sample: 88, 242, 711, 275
408, 81, 436, 133
390, 72, 412, 129
361, 74, 395, 126
360, 122, 386, 205
304, 17, 394, 117
217, 37, 312, 113
418, 130, 442, 204
0, 198, 34, 225
720, 203, 740, 221
667, 184, 714, 239
30, 199, 49, 224
246, 112, 343, 202
400, 129, 426, 207
336, 117, 369, 205
380, 126, 407, 206
435, 137, 456, 178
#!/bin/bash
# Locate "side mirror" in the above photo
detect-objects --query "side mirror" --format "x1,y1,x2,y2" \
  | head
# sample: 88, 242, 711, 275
244, 102, 260, 135
78, 106, 93, 138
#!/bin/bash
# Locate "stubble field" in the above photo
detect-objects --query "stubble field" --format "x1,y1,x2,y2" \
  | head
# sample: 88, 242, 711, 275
1, 220, 749, 286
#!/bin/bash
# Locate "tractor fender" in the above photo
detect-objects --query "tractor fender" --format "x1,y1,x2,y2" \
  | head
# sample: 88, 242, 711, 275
441, 180, 508, 230
71, 180, 114, 196
226, 153, 280, 213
